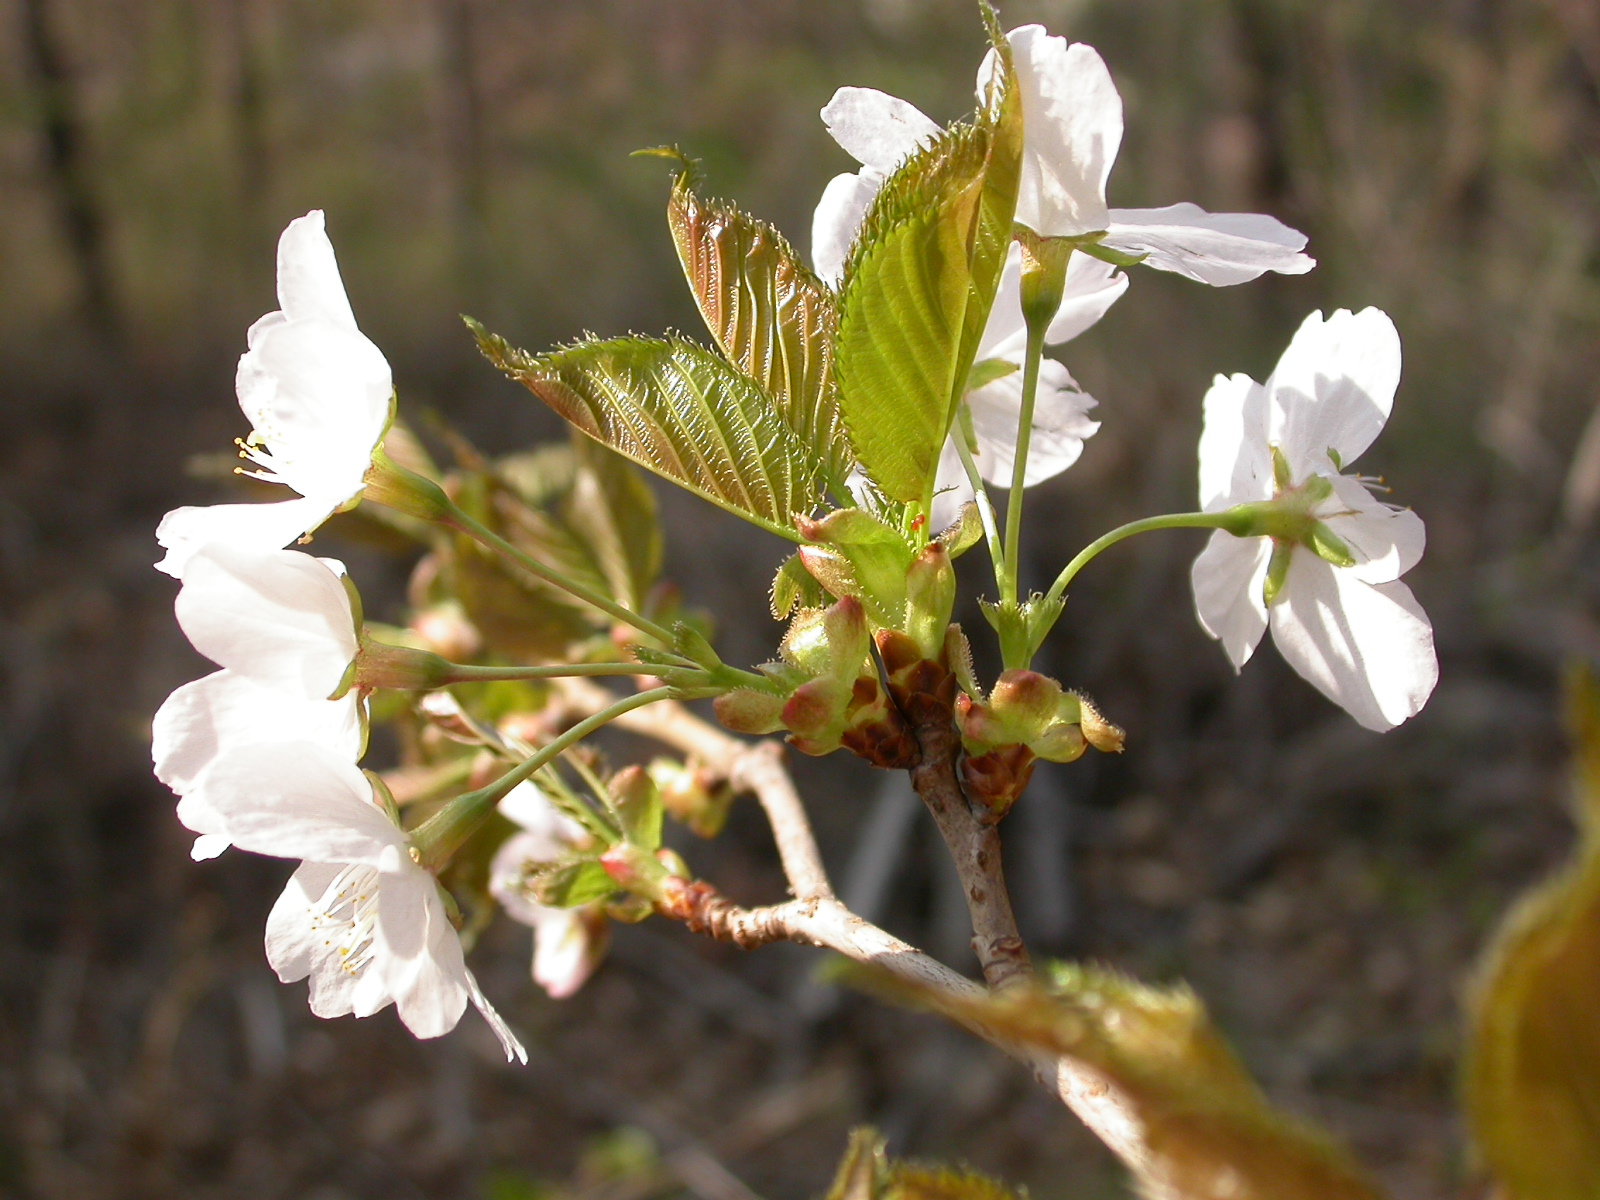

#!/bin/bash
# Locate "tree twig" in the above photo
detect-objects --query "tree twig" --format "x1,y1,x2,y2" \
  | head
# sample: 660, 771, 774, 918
545, 677, 1150, 1181
553, 679, 833, 902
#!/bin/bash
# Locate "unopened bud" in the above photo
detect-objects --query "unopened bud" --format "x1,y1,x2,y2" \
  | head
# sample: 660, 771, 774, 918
646, 758, 733, 838
654, 847, 691, 880
599, 843, 669, 895
714, 687, 786, 735
410, 603, 482, 661
904, 544, 956, 660
781, 597, 869, 681
989, 670, 1063, 741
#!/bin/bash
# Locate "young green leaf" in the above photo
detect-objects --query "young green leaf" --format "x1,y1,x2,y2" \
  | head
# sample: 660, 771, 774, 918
666, 172, 854, 492
834, 124, 988, 506
771, 550, 830, 618
473, 325, 825, 540
530, 857, 618, 908
796, 509, 916, 628
833, 36, 1022, 510
566, 437, 664, 611
843, 960, 1385, 1200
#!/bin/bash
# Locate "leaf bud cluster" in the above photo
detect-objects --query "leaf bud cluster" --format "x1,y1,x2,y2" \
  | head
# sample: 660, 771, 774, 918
956, 670, 1123, 818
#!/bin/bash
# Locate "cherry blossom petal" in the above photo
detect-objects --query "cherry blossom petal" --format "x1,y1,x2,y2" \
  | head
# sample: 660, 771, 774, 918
820, 87, 941, 173
498, 781, 587, 855
1198, 372, 1273, 512
1190, 531, 1271, 670
191, 834, 231, 861
1270, 556, 1438, 732
1102, 204, 1312, 286
981, 29, 1121, 237
1318, 474, 1426, 584
154, 495, 332, 579
929, 438, 976, 534
236, 318, 392, 501
175, 546, 356, 700
811, 171, 883, 286
153, 668, 363, 795
532, 908, 608, 1001
978, 246, 1127, 363
375, 868, 470, 1040
466, 970, 527, 1061
265, 861, 377, 1020
274, 211, 358, 331
969, 358, 1099, 489
1267, 308, 1400, 474
187, 741, 400, 865
266, 862, 341, 980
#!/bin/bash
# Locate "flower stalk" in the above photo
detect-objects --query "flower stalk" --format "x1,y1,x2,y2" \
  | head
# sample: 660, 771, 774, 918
410, 688, 670, 872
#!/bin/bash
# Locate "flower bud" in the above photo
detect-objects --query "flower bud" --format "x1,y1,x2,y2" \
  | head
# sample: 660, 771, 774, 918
410, 602, 482, 661
714, 687, 786, 735
903, 544, 955, 660
782, 677, 852, 750
990, 670, 1064, 741
599, 843, 669, 896
647, 758, 734, 838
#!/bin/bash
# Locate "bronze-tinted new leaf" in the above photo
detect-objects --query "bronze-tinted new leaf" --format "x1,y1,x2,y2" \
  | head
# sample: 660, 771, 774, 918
474, 324, 825, 540
1462, 663, 1600, 1200
824, 1127, 1020, 1200
843, 961, 1384, 1200
667, 174, 853, 492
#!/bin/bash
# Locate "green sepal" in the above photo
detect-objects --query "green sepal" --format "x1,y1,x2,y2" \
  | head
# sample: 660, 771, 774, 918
529, 856, 618, 908
1308, 522, 1355, 568
1073, 237, 1149, 269
365, 770, 403, 827
981, 591, 1066, 670
964, 357, 1019, 396
1271, 444, 1294, 492
1262, 540, 1294, 607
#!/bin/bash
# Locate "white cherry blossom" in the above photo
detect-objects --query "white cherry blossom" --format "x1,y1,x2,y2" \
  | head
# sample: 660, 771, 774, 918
489, 782, 609, 1000
929, 243, 1124, 529
812, 93, 1129, 529
981, 26, 1313, 283
153, 669, 363, 860
1190, 308, 1437, 731
156, 211, 393, 578
160, 544, 362, 856
184, 739, 525, 1059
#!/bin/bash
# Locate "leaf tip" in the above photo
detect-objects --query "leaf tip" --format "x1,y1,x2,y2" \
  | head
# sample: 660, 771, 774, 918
632, 143, 702, 188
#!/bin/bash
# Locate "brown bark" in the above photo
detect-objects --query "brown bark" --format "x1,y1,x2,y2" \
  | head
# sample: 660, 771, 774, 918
877, 632, 1031, 990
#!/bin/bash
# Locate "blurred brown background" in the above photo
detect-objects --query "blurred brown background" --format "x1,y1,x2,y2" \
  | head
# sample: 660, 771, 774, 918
2, 0, 1599, 1196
